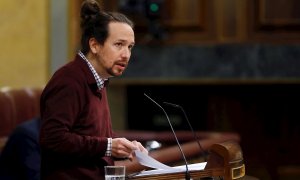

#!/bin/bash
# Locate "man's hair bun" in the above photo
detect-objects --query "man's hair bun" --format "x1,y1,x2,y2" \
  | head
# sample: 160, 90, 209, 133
80, 0, 101, 26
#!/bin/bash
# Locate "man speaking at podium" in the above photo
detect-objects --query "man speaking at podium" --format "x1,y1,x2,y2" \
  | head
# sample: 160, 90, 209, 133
39, 0, 147, 179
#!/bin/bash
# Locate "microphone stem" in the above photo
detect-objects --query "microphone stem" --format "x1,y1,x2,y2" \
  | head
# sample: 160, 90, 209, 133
163, 102, 208, 162
179, 106, 207, 162
144, 93, 190, 180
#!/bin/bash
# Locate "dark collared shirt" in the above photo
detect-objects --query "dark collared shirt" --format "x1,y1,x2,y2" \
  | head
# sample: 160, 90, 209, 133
40, 54, 114, 180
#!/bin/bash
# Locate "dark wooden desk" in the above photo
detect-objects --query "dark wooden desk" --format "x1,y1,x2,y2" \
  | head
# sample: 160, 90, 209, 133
117, 140, 245, 180
115, 130, 240, 173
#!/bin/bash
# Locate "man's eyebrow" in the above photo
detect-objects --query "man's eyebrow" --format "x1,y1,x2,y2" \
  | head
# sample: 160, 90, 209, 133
117, 39, 135, 45
117, 39, 128, 42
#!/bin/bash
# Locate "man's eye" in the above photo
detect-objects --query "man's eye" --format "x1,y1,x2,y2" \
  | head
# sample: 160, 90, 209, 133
115, 43, 122, 47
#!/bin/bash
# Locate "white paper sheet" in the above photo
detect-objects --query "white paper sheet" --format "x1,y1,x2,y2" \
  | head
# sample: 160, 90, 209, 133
133, 150, 207, 177
134, 162, 207, 177
134, 150, 173, 170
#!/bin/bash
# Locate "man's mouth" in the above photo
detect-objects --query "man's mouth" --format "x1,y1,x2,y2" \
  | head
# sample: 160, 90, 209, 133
115, 62, 127, 70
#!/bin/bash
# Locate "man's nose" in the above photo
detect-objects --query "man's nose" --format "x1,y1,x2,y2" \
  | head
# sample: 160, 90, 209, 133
121, 48, 130, 59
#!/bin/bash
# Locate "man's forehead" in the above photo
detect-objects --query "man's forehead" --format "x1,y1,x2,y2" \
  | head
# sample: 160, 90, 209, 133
107, 22, 135, 42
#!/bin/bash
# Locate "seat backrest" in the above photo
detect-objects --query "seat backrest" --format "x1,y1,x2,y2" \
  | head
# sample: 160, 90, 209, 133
0, 87, 43, 152
2, 87, 38, 126
0, 90, 15, 137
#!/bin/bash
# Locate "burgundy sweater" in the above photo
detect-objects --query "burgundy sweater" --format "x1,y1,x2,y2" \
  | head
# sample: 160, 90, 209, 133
40, 54, 114, 180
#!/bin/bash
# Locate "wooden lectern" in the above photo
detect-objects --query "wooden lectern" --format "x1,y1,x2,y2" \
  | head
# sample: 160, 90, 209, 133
128, 141, 245, 180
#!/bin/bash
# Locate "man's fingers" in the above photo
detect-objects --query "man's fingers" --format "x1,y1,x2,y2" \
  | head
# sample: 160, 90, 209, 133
111, 138, 139, 158
132, 140, 148, 154
118, 138, 138, 150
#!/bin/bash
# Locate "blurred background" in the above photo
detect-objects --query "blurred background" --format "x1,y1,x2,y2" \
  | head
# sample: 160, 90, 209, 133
1, 0, 300, 179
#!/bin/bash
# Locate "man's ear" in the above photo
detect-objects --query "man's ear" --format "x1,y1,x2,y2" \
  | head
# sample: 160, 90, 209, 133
89, 38, 99, 54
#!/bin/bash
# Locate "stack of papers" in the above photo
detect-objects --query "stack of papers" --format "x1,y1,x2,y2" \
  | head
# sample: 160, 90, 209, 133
132, 150, 207, 177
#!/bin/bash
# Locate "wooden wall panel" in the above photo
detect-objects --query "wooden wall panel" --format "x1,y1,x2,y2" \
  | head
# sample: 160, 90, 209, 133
162, 0, 216, 44
69, 0, 217, 45
115, 0, 215, 44
258, 0, 300, 28
248, 0, 300, 42
68, 0, 300, 49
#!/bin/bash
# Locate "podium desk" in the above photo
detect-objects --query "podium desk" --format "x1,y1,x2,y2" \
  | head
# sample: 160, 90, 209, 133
127, 141, 245, 180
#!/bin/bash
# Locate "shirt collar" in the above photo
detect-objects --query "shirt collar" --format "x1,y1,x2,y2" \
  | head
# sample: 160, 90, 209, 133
78, 51, 108, 91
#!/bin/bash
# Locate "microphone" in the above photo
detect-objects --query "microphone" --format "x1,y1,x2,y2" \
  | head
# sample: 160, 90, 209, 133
163, 102, 208, 162
144, 93, 191, 180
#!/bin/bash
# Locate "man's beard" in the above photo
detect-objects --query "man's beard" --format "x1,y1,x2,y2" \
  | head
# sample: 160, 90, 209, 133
107, 67, 124, 77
